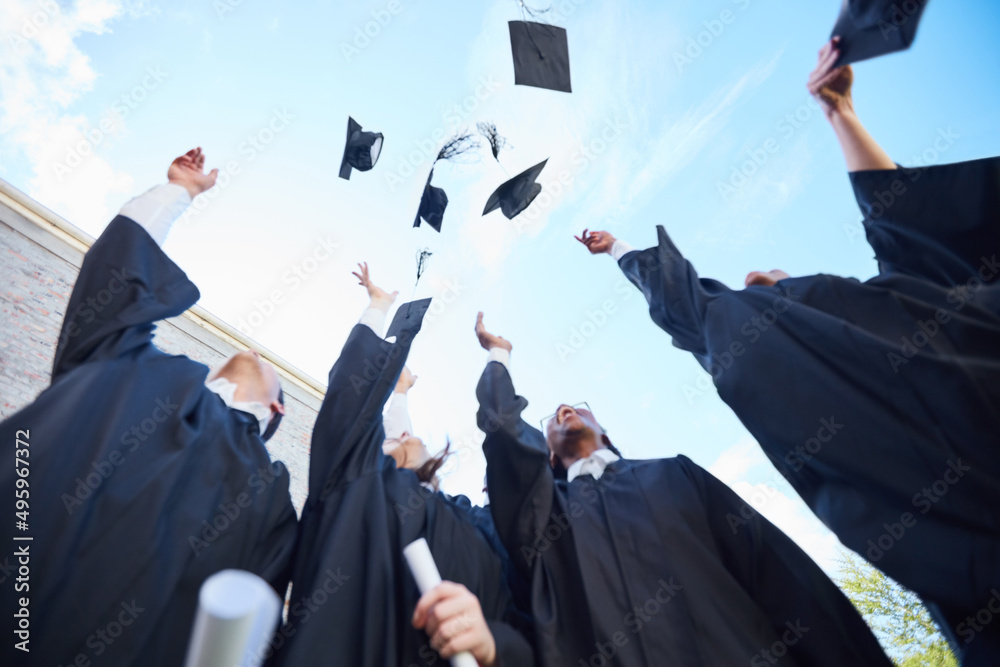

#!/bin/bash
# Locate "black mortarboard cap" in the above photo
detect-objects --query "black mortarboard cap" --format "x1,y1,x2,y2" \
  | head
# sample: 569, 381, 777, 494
386, 298, 433, 341
413, 169, 448, 233
508, 21, 572, 93
339, 116, 384, 180
831, 0, 929, 67
483, 159, 547, 220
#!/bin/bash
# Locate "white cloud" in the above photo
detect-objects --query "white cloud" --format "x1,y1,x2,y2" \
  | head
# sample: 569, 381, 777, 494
0, 0, 133, 229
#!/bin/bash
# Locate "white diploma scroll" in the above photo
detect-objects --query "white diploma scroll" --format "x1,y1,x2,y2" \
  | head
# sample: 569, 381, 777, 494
403, 538, 479, 667
183, 569, 282, 667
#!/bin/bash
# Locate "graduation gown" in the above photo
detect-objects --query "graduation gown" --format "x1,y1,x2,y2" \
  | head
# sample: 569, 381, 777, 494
618, 157, 1000, 662
270, 303, 534, 667
476, 362, 890, 667
0, 216, 297, 666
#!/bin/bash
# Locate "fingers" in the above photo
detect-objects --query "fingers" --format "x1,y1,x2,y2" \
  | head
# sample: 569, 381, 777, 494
413, 581, 465, 628
475, 311, 485, 333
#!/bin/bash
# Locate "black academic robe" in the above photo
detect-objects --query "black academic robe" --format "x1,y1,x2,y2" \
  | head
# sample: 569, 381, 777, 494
476, 362, 891, 667
619, 157, 1000, 663
0, 216, 297, 667
269, 304, 534, 667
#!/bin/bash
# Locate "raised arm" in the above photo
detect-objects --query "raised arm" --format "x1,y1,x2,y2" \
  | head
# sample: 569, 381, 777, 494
808, 38, 895, 173
474, 313, 555, 576
52, 149, 217, 378
577, 227, 731, 360
307, 265, 428, 501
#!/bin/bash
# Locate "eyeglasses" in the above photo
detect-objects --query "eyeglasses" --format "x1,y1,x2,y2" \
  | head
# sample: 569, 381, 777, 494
540, 402, 593, 433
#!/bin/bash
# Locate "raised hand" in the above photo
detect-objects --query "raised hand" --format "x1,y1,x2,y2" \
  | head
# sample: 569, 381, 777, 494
167, 148, 219, 199
475, 312, 512, 353
574, 228, 616, 255
412, 581, 497, 667
352, 262, 398, 308
395, 366, 418, 394
808, 37, 854, 120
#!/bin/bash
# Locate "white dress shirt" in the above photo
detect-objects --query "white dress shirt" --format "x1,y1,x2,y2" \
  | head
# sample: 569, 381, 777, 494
610, 239, 636, 262
205, 377, 272, 435
566, 448, 621, 482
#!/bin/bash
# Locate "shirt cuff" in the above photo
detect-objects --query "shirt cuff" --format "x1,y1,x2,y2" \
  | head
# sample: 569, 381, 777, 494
610, 239, 636, 262
359, 304, 389, 337
119, 183, 192, 246
487, 347, 511, 370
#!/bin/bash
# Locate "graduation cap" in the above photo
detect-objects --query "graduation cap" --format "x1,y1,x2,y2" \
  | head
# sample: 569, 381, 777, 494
339, 117, 384, 180
483, 159, 547, 220
830, 0, 928, 67
413, 170, 448, 233
508, 21, 572, 93
386, 298, 433, 341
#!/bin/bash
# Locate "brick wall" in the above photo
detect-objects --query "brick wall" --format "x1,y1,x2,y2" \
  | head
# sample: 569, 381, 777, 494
0, 195, 317, 511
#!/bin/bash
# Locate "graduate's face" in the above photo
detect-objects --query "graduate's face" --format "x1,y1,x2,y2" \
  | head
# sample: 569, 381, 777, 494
387, 433, 430, 470
744, 269, 790, 288
545, 404, 601, 457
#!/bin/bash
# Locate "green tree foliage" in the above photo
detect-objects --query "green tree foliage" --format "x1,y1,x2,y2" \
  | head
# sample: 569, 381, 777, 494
837, 552, 957, 667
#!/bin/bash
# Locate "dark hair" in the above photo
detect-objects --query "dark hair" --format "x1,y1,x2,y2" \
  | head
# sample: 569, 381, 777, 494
414, 440, 453, 491
261, 387, 284, 442
550, 437, 622, 480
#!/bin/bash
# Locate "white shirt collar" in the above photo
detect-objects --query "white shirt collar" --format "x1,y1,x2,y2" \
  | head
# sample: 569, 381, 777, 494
566, 448, 621, 482
205, 377, 271, 435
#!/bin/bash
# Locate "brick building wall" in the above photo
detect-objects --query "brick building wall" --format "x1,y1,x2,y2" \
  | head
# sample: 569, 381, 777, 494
0, 182, 318, 511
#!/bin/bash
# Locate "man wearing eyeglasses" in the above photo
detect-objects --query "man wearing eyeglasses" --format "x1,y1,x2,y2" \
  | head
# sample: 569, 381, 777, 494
473, 312, 891, 667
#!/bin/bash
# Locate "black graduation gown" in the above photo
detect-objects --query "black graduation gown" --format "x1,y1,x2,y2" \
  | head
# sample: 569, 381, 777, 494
269, 305, 534, 667
476, 362, 891, 667
0, 216, 297, 666
618, 157, 1000, 663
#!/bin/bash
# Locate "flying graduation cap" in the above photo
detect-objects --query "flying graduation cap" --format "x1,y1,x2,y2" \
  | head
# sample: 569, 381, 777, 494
412, 131, 479, 233
339, 117, 384, 180
508, 21, 572, 93
483, 159, 547, 220
830, 0, 929, 67
413, 169, 448, 233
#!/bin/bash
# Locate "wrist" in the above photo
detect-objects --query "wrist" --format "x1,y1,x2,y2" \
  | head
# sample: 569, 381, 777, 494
168, 179, 201, 201
369, 296, 394, 313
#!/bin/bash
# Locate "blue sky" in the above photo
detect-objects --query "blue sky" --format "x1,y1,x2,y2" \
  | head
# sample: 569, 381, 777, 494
2, 0, 999, 574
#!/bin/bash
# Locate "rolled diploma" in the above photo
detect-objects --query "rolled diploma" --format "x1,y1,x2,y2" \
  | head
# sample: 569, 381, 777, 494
403, 538, 478, 667
183, 569, 282, 667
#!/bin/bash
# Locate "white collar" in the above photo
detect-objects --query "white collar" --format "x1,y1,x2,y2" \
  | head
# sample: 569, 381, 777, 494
566, 448, 621, 482
205, 377, 271, 435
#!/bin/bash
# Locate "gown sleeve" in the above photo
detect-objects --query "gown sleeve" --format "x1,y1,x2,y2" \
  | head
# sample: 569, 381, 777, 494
683, 457, 893, 666
476, 361, 555, 580
617, 225, 734, 358
850, 156, 1000, 285
52, 215, 200, 379
307, 299, 430, 503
